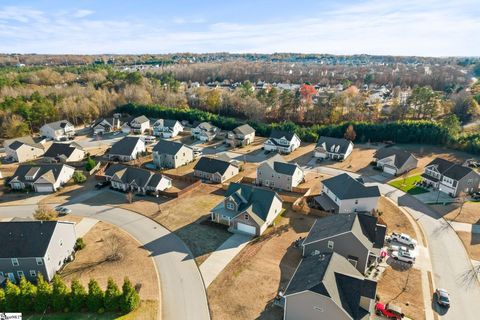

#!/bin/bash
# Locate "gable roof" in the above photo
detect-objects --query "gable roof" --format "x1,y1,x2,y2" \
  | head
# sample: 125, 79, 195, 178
10, 164, 73, 185
43, 120, 73, 130
225, 183, 281, 224
261, 154, 300, 176
104, 164, 168, 188
269, 129, 296, 142
194, 156, 237, 175
322, 173, 380, 200
109, 136, 143, 156
131, 115, 150, 124
316, 136, 352, 154
44, 142, 83, 158
374, 147, 415, 169
153, 119, 180, 128
152, 139, 188, 155
5, 136, 44, 150
195, 122, 217, 131
0, 221, 74, 258
284, 252, 376, 319
425, 157, 476, 180
233, 124, 255, 135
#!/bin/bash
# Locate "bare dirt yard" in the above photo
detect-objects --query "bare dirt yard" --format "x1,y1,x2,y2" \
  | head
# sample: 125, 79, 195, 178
283, 142, 315, 164
378, 196, 416, 236
433, 202, 480, 224
207, 208, 316, 320
456, 231, 480, 261
59, 221, 159, 305
328, 143, 379, 173
162, 158, 199, 177
230, 136, 267, 154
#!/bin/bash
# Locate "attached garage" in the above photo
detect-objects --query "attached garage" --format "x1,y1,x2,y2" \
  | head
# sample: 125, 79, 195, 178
35, 184, 55, 193
383, 166, 397, 176
236, 223, 257, 235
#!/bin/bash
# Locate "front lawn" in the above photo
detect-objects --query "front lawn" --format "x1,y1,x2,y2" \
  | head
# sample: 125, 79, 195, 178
389, 174, 428, 195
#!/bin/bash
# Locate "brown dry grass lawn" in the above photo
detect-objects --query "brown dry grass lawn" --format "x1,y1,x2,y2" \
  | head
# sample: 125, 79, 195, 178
456, 231, 480, 261
208, 208, 316, 320
328, 144, 379, 173
377, 268, 425, 320
60, 221, 159, 302
378, 196, 416, 236
283, 142, 315, 164
163, 158, 199, 176
436, 202, 480, 224
230, 136, 267, 154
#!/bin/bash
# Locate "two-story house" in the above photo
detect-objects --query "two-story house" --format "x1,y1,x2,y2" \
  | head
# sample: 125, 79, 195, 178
152, 119, 184, 138
91, 117, 122, 135
373, 147, 418, 176
121, 115, 150, 134
40, 120, 75, 141
263, 130, 301, 154
314, 173, 380, 214
0, 220, 76, 283
301, 213, 386, 274
210, 183, 283, 236
192, 122, 219, 141
421, 158, 480, 197
9, 164, 75, 193
4, 136, 45, 163
193, 156, 239, 183
256, 154, 304, 191
226, 124, 256, 147
107, 136, 146, 162
43, 142, 85, 163
283, 252, 377, 320
104, 164, 172, 195
152, 139, 194, 169
314, 136, 354, 161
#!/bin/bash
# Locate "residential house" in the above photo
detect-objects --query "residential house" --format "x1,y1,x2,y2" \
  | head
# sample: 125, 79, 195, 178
226, 124, 256, 147
263, 130, 301, 154
43, 142, 85, 163
283, 252, 377, 320
192, 122, 219, 141
193, 156, 239, 183
421, 158, 480, 197
314, 173, 380, 214
314, 136, 354, 161
107, 136, 146, 162
210, 183, 283, 236
152, 139, 194, 169
121, 115, 150, 134
40, 120, 75, 141
91, 117, 122, 135
152, 119, 184, 138
256, 154, 304, 191
0, 220, 76, 283
4, 136, 45, 163
373, 147, 418, 175
301, 213, 386, 274
9, 164, 75, 193
104, 164, 172, 194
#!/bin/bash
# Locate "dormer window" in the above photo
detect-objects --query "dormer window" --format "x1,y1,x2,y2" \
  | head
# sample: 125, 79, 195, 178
226, 202, 235, 210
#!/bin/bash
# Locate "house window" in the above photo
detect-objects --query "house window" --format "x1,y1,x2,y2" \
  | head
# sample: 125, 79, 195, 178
244, 214, 249, 220
226, 202, 235, 210
327, 241, 334, 249
11, 258, 19, 266
17, 271, 24, 278
59, 239, 63, 247
36, 258, 43, 265
468, 179, 473, 185
355, 199, 358, 205
30, 270, 36, 277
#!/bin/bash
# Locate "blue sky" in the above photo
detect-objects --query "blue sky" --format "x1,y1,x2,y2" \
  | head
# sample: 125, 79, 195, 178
0, 0, 479, 56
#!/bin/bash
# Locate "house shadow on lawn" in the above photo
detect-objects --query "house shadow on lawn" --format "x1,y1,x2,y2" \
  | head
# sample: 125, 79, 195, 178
471, 232, 480, 245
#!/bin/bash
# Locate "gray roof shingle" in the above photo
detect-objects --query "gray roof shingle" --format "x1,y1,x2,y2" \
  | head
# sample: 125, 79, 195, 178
109, 136, 143, 156
233, 124, 255, 135
316, 136, 352, 154
322, 173, 380, 200
10, 164, 72, 184
425, 157, 477, 181
194, 157, 236, 175
152, 139, 188, 155
374, 147, 415, 169
44, 142, 83, 159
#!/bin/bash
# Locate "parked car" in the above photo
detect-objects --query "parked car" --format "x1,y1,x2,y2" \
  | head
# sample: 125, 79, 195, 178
387, 232, 417, 248
388, 244, 413, 255
391, 250, 416, 264
95, 181, 110, 189
375, 302, 404, 319
435, 288, 451, 308
55, 206, 71, 215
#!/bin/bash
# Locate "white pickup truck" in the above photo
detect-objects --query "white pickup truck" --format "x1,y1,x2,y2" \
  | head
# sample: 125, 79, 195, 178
387, 232, 417, 249
391, 250, 416, 264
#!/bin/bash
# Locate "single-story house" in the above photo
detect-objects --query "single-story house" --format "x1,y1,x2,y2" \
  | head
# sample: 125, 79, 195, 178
107, 136, 146, 162
193, 156, 239, 183
226, 124, 256, 147
314, 173, 380, 214
314, 136, 354, 161
283, 252, 377, 320
152, 139, 194, 169
9, 164, 75, 193
192, 122, 219, 141
4, 136, 45, 163
104, 164, 172, 194
152, 119, 184, 138
373, 147, 418, 175
256, 154, 304, 191
301, 213, 386, 274
121, 115, 150, 134
40, 120, 75, 141
211, 183, 283, 236
43, 142, 85, 163
263, 130, 301, 154
0, 220, 76, 283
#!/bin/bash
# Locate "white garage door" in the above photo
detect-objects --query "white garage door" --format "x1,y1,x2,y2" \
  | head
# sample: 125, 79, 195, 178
383, 166, 397, 175
35, 184, 54, 193
237, 223, 256, 235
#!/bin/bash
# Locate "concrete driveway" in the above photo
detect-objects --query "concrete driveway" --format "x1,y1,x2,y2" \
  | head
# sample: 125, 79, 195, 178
312, 166, 480, 320
0, 203, 210, 320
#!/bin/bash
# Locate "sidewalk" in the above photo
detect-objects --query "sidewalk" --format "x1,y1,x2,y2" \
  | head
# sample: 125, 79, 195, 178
199, 233, 252, 287
74, 217, 98, 237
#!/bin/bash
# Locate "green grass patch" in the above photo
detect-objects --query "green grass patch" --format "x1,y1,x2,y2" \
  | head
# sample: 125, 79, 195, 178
389, 174, 428, 195
25, 313, 116, 320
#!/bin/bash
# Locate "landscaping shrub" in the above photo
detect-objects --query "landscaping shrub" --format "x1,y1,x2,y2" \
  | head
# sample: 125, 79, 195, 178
4, 280, 20, 312
73, 171, 87, 184
86, 279, 104, 313
104, 278, 121, 312
75, 238, 86, 250
85, 157, 97, 171
35, 274, 52, 313
120, 277, 140, 313
51, 275, 69, 312
18, 276, 37, 312
69, 279, 87, 312
0, 288, 5, 311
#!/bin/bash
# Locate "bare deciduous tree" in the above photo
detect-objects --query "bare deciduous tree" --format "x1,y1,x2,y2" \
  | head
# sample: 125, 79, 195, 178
104, 233, 123, 262
33, 204, 58, 221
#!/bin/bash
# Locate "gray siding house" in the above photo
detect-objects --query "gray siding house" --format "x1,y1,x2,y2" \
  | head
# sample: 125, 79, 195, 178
314, 136, 354, 161
422, 157, 480, 197
226, 124, 256, 147
193, 156, 239, 183
263, 130, 301, 154
256, 154, 304, 191
107, 136, 146, 162
152, 139, 194, 169
283, 252, 377, 320
104, 164, 172, 195
373, 147, 418, 175
301, 213, 386, 274
4, 136, 45, 163
0, 220, 76, 283
211, 183, 283, 236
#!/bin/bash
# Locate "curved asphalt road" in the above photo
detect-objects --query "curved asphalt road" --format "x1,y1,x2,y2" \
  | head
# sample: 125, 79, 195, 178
0, 203, 210, 320
315, 166, 480, 320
